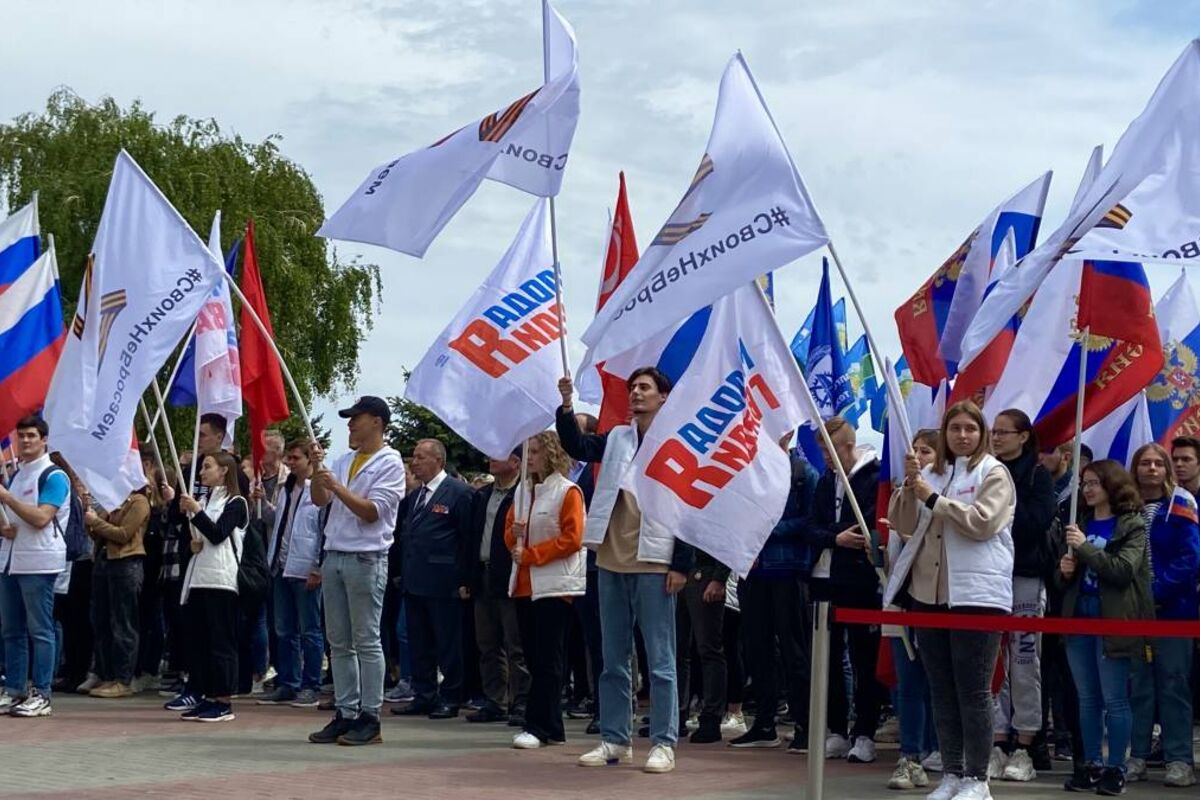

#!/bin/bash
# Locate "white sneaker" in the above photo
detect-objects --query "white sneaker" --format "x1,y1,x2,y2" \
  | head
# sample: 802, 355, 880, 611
11, 690, 51, 718
922, 751, 944, 773
876, 715, 900, 743
1125, 756, 1147, 782
720, 711, 747, 737
925, 775, 961, 800
1002, 747, 1036, 782
889, 757, 930, 790
949, 777, 991, 800
250, 678, 266, 697
578, 742, 633, 767
825, 733, 851, 759
1165, 761, 1196, 787
263, 665, 277, 684
512, 731, 542, 749
847, 736, 876, 764
986, 746, 1007, 780
643, 744, 675, 774
76, 673, 100, 693
0, 690, 15, 712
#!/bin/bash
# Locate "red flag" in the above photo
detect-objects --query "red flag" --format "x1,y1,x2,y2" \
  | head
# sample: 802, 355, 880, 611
595, 173, 639, 435
239, 219, 290, 469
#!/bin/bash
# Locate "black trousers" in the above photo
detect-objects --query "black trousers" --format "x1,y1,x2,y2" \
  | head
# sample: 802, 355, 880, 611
60, 559, 94, 686
137, 571, 164, 677
406, 594, 464, 706
516, 596, 571, 743
724, 609, 744, 705
91, 555, 143, 684
828, 593, 885, 740
739, 575, 810, 732
575, 569, 603, 715
185, 588, 239, 698
676, 574, 727, 720
1043, 632, 1084, 766
161, 579, 187, 676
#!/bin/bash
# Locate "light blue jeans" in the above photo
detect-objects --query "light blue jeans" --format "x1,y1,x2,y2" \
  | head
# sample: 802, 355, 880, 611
322, 551, 387, 718
892, 636, 937, 759
597, 568, 678, 746
0, 573, 57, 695
1066, 634, 1132, 769
1131, 637, 1194, 764
273, 575, 324, 692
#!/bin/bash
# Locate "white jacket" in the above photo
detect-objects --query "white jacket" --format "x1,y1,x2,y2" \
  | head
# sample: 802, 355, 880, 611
884, 454, 1015, 613
0, 454, 68, 575
267, 478, 323, 580
511, 472, 586, 601
182, 489, 246, 603
584, 425, 676, 566
323, 446, 406, 552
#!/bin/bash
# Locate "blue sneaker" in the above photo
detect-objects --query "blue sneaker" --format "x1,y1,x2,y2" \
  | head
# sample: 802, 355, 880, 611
180, 699, 213, 720
193, 701, 235, 723
165, 691, 201, 712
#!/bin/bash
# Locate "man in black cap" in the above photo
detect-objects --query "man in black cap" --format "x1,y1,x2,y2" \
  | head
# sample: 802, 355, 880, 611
308, 396, 406, 747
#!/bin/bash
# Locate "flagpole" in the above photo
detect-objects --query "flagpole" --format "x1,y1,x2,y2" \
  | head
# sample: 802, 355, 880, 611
221, 271, 318, 447
137, 400, 168, 485
541, 0, 570, 378
1068, 328, 1089, 528
149, 378, 186, 495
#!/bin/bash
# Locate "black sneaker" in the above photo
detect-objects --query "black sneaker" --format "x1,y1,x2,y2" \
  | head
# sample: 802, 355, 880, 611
1063, 764, 1102, 792
1096, 767, 1126, 796
729, 727, 781, 749
1030, 738, 1053, 772
255, 686, 297, 705
586, 717, 600, 735
338, 712, 382, 746
787, 736, 807, 755
309, 712, 355, 744
689, 714, 722, 744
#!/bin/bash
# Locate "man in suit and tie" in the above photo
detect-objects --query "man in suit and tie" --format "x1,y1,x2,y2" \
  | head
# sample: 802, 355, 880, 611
393, 438, 475, 719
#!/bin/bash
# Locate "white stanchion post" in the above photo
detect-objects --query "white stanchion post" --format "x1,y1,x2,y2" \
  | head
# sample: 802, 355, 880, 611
806, 600, 831, 800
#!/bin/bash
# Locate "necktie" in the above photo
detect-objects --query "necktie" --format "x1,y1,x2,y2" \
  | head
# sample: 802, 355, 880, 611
416, 486, 429, 510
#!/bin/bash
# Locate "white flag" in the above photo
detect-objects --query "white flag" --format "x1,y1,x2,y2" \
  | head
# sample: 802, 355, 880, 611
317, 0, 580, 257
43, 150, 224, 484
579, 53, 829, 367
1081, 393, 1152, 469
195, 211, 242, 448
405, 199, 563, 459
962, 40, 1200, 365
624, 283, 820, 577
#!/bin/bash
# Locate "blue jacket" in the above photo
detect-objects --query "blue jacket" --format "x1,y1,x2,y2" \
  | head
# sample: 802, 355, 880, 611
750, 451, 819, 578
1147, 488, 1200, 620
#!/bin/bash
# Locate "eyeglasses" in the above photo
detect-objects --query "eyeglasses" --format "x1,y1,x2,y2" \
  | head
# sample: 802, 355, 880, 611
990, 429, 1020, 437
1080, 479, 1102, 489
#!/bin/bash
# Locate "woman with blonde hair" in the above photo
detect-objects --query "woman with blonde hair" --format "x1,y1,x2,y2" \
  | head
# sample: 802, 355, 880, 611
505, 431, 586, 749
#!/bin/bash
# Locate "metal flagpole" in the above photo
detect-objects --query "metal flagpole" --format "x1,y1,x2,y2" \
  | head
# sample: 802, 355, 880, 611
541, 0, 570, 378
149, 378, 186, 493
188, 405, 202, 497
1068, 328, 1090, 528
137, 400, 168, 484
806, 600, 831, 800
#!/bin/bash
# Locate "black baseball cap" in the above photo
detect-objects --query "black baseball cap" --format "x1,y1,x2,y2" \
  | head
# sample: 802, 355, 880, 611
338, 395, 391, 424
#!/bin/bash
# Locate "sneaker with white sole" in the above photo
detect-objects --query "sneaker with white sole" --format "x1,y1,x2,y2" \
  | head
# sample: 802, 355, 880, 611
1002, 748, 1036, 782
513, 731, 542, 749
876, 716, 900, 744
949, 776, 992, 799
644, 744, 675, 774
164, 691, 202, 712
889, 757, 930, 790
289, 688, 320, 708
847, 736, 876, 764
1124, 756, 1147, 782
925, 775, 961, 800
720, 711, 747, 738
193, 701, 236, 722
922, 751, 944, 773
825, 733, 851, 759
75, 673, 101, 694
10, 690, 51, 718
578, 742, 633, 767
986, 747, 1007, 780
1165, 761, 1196, 787
384, 681, 415, 704
0, 690, 16, 712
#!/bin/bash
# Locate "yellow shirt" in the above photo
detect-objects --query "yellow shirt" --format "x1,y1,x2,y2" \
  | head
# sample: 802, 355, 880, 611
348, 452, 371, 483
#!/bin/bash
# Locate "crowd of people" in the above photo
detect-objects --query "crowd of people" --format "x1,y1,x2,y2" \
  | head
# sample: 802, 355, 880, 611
2, 368, 1200, 799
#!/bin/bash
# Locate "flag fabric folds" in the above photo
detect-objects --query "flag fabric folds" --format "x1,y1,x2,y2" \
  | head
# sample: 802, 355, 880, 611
1081, 393, 1152, 468
0, 239, 65, 437
790, 297, 846, 371
624, 282, 820, 577
805, 258, 853, 420
406, 199, 564, 459
240, 219, 290, 470
0, 198, 39, 293
317, 0, 580, 257
1147, 272, 1200, 443
43, 150, 224, 502
594, 173, 640, 434
579, 53, 829, 369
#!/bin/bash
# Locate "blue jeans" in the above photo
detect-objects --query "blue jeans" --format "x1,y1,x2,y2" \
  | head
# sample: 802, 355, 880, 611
1131, 636, 1194, 764
0, 573, 58, 695
395, 596, 411, 680
892, 636, 937, 758
272, 575, 324, 691
1066, 635, 1132, 768
322, 551, 387, 717
597, 568, 678, 746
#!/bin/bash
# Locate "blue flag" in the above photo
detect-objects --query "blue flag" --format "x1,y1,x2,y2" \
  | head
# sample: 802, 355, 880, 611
168, 238, 241, 406
790, 297, 846, 370
805, 258, 854, 418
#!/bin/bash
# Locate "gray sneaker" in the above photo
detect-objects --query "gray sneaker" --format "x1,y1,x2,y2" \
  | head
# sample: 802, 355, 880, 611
255, 686, 297, 705
289, 689, 320, 708
1165, 761, 1196, 787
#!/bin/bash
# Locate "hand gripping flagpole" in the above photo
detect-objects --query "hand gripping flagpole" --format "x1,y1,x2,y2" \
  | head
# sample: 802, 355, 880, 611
542, 0, 570, 379
1068, 327, 1090, 529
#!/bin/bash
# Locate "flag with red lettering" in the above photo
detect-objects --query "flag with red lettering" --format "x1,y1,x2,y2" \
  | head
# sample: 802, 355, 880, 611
405, 199, 563, 459
625, 282, 820, 577
239, 219, 290, 470
595, 173, 639, 434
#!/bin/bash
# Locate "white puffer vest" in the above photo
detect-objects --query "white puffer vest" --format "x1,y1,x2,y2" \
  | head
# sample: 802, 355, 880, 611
511, 473, 586, 601
884, 454, 1015, 612
0, 454, 68, 575
181, 489, 246, 603
584, 425, 675, 565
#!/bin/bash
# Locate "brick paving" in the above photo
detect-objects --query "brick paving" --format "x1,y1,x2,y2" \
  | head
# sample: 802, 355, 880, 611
0, 694, 1192, 798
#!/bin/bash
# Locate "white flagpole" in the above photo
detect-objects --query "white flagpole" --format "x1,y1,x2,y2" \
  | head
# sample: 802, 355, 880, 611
542, 0, 570, 379
149, 378, 186, 495
137, 400, 168, 485
1069, 328, 1090, 528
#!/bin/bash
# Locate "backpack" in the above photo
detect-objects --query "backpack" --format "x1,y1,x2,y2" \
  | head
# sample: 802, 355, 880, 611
229, 500, 270, 603
34, 466, 89, 562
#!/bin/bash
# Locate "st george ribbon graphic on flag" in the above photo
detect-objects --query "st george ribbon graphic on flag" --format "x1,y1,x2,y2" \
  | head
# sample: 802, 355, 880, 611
579, 53, 829, 369
405, 199, 564, 459
317, 0, 579, 257
622, 282, 821, 578
42, 150, 225, 484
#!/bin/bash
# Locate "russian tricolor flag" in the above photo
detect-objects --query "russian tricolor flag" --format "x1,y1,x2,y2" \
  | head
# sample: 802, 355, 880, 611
1147, 272, 1200, 444
0, 199, 39, 295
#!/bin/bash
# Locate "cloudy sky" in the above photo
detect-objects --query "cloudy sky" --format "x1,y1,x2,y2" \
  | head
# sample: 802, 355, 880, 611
2, 0, 1197, 456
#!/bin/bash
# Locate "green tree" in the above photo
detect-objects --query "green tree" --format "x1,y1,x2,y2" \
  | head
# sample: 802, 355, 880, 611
0, 88, 380, 454
386, 371, 488, 477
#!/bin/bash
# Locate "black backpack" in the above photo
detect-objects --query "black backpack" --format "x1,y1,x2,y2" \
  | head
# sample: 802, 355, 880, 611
30, 466, 89, 562
230, 502, 270, 603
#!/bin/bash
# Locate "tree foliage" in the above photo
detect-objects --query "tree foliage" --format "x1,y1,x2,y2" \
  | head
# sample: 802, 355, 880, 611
0, 89, 381, 453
